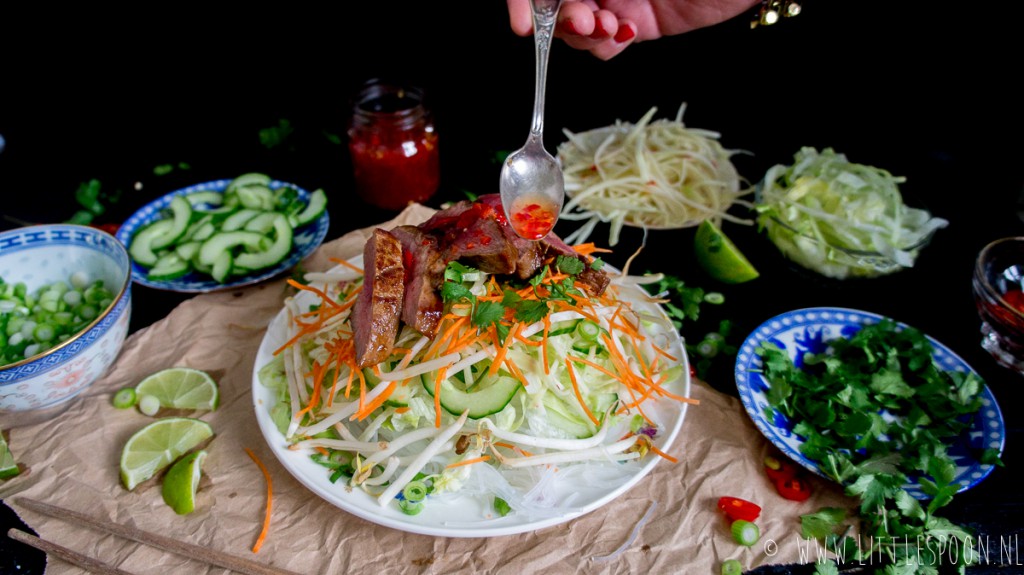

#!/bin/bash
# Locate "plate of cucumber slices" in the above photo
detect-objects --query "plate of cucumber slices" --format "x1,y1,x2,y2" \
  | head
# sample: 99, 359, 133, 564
117, 174, 329, 292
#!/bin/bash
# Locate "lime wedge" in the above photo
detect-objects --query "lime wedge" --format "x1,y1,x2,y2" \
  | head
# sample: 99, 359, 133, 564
136, 368, 219, 411
0, 433, 19, 480
120, 417, 213, 490
162, 450, 207, 514
694, 220, 760, 284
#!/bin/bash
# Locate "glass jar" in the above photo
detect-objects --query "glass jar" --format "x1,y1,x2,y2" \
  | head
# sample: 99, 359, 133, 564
347, 80, 440, 210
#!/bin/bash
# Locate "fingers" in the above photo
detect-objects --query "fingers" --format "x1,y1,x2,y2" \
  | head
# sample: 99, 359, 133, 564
507, 0, 533, 36
509, 0, 637, 60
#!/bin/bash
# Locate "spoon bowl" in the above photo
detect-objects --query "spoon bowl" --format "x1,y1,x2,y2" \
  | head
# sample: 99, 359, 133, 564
500, 0, 564, 240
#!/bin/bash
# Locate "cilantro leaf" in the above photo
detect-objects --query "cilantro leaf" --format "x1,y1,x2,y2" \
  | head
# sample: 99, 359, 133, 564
813, 561, 839, 575
472, 300, 505, 328
895, 489, 925, 521
514, 300, 549, 324
555, 255, 585, 276
800, 507, 846, 539
441, 281, 474, 304
444, 261, 475, 283
589, 257, 604, 271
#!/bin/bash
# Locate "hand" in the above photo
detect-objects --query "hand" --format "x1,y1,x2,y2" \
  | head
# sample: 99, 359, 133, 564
507, 0, 761, 60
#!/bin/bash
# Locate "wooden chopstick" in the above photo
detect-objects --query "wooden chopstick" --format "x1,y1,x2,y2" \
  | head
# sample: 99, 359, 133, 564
7, 528, 139, 575
14, 497, 302, 575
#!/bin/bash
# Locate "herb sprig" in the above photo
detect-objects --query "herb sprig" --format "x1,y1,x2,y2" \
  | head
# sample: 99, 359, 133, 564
759, 320, 1001, 573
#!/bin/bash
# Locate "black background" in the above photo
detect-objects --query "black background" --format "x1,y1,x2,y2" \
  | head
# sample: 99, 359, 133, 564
2, 2, 1022, 573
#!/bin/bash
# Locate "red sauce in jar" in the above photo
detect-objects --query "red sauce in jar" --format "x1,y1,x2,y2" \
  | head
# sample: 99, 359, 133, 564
509, 194, 558, 240
348, 81, 440, 210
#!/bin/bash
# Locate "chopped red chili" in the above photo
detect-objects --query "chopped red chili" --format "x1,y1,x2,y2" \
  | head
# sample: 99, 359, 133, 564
717, 496, 761, 522
764, 454, 798, 483
774, 477, 812, 501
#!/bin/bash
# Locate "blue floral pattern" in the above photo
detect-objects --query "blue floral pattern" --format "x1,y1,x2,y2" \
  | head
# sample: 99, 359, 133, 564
734, 307, 1005, 499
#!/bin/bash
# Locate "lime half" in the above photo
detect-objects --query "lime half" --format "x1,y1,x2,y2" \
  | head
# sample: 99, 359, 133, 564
0, 433, 19, 480
136, 368, 219, 411
162, 450, 207, 514
120, 417, 213, 490
694, 220, 760, 284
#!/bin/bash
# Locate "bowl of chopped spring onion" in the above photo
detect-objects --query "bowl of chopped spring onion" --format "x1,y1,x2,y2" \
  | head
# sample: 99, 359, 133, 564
0, 224, 132, 416
755, 147, 948, 280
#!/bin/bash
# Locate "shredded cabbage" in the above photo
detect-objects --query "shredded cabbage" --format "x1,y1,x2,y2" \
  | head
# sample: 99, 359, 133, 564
756, 147, 948, 279
556, 104, 752, 246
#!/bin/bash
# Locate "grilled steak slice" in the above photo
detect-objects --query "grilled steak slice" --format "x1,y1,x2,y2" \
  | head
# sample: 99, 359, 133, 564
476, 194, 545, 280
352, 228, 405, 368
390, 225, 445, 338
420, 197, 518, 275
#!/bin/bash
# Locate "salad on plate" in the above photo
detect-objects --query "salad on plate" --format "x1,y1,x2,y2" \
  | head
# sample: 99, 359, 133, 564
252, 194, 693, 535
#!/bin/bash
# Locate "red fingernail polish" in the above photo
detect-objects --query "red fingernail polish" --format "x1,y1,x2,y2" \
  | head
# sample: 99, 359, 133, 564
594, 19, 610, 38
614, 25, 635, 43
564, 19, 580, 35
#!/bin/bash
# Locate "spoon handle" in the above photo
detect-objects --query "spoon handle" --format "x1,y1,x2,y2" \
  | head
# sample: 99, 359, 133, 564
528, 0, 562, 140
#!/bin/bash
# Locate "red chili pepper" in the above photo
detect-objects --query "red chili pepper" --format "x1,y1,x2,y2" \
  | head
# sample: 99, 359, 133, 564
717, 496, 761, 522
774, 477, 812, 501
91, 222, 121, 236
764, 454, 798, 483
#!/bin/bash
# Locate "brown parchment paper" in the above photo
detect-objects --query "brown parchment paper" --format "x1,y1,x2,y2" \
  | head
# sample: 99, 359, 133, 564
2, 204, 854, 575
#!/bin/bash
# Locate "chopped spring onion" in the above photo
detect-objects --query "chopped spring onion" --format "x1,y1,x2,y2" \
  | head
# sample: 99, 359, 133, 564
399, 499, 424, 515
731, 519, 760, 547
493, 496, 512, 517
0, 274, 114, 367
402, 481, 429, 503
574, 320, 601, 342
112, 388, 138, 409
721, 559, 743, 575
557, 104, 752, 246
138, 394, 160, 416
755, 147, 948, 279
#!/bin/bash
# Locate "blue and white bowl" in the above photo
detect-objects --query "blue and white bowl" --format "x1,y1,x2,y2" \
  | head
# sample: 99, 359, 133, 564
0, 224, 132, 415
734, 307, 1005, 499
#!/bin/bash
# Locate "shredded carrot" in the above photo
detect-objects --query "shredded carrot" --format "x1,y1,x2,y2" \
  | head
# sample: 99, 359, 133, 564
356, 368, 366, 410
314, 446, 330, 457
503, 355, 529, 387
328, 257, 364, 274
433, 367, 448, 428
244, 447, 273, 554
354, 380, 396, 421
489, 323, 519, 377
445, 455, 491, 469
287, 279, 342, 308
571, 242, 613, 256
395, 406, 411, 414
565, 358, 600, 427
493, 441, 534, 457
652, 343, 678, 362
649, 443, 679, 463
541, 315, 551, 375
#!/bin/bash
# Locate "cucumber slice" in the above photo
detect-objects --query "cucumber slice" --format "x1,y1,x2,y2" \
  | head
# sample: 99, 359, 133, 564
128, 219, 176, 267
237, 185, 275, 210
292, 189, 327, 227
541, 393, 595, 438
197, 231, 266, 267
174, 241, 201, 262
147, 252, 191, 281
235, 215, 292, 270
221, 208, 262, 232
150, 195, 193, 251
421, 370, 522, 419
243, 212, 279, 234
211, 251, 233, 284
364, 368, 411, 407
226, 173, 271, 193
185, 191, 224, 207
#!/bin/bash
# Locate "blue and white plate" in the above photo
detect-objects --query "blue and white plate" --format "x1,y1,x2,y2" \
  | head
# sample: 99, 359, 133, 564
734, 307, 1005, 499
116, 179, 330, 293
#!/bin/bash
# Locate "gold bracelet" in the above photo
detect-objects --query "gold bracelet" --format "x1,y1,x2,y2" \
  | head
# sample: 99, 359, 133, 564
751, 0, 802, 28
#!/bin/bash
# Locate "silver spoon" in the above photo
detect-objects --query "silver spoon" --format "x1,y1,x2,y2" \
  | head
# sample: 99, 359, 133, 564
500, 0, 564, 240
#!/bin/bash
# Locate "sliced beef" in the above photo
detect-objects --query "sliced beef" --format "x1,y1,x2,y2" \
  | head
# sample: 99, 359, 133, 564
352, 228, 405, 368
390, 225, 445, 338
476, 194, 545, 280
541, 233, 611, 296
420, 197, 518, 275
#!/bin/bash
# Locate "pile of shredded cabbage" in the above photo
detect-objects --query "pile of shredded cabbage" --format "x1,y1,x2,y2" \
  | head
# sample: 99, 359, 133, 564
556, 104, 752, 246
756, 147, 948, 279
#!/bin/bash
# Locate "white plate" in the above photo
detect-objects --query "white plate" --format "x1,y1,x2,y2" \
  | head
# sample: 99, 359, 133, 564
251, 260, 691, 537
734, 307, 1005, 499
